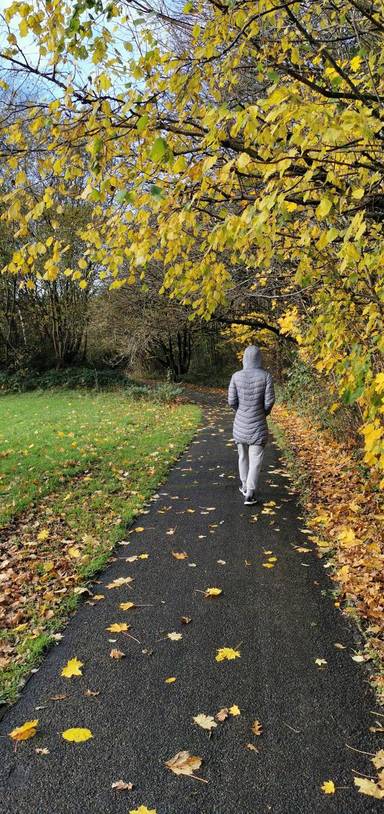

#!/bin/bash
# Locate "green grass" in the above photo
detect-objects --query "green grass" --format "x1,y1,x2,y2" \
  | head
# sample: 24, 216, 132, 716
0, 390, 201, 704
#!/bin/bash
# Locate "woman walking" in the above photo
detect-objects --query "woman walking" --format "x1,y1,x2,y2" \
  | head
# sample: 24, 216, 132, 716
228, 345, 275, 505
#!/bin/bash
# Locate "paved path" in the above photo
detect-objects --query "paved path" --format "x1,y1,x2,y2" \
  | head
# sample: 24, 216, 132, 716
0, 393, 382, 813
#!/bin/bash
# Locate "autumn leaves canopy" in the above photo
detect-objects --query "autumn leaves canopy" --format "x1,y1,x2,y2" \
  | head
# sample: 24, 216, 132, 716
2, 0, 384, 477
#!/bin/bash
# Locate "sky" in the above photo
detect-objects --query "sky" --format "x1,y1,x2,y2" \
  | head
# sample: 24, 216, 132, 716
0, 0, 141, 101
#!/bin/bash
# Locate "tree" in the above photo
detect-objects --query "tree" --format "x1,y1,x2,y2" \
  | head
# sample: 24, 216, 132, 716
1, 1, 384, 476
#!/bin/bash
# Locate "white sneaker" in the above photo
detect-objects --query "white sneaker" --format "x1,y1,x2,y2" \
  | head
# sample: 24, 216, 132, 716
244, 494, 258, 505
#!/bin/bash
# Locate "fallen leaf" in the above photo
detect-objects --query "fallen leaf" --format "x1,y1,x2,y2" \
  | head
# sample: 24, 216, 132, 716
314, 658, 327, 667
172, 551, 188, 560
49, 694, 68, 701
37, 529, 49, 541
193, 714, 217, 731
106, 623, 130, 633
215, 707, 229, 721
245, 743, 259, 752
165, 750, 203, 778
334, 643, 346, 650
62, 727, 93, 742
125, 556, 138, 563
9, 720, 38, 741
229, 705, 241, 716
181, 616, 192, 624
110, 649, 126, 659
165, 677, 176, 683
61, 657, 84, 678
372, 750, 384, 770
112, 779, 134, 791
129, 806, 156, 814
106, 577, 133, 589
215, 647, 240, 662
138, 553, 149, 559
251, 720, 263, 736
135, 527, 145, 532
262, 563, 274, 569
35, 747, 49, 755
167, 632, 182, 641
354, 777, 384, 799
120, 602, 136, 610
204, 587, 222, 598
217, 559, 226, 565
321, 780, 336, 795
84, 689, 100, 697
372, 749, 384, 769
68, 546, 81, 559
92, 595, 105, 601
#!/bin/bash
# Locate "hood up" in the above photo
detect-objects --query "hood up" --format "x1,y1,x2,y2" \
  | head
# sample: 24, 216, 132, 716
242, 345, 263, 369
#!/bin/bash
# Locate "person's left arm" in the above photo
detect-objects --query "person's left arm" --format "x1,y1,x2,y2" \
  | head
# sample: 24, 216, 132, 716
228, 375, 239, 410
264, 371, 275, 415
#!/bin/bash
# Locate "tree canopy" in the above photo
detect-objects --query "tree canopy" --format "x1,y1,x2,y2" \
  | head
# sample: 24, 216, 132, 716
1, 0, 384, 477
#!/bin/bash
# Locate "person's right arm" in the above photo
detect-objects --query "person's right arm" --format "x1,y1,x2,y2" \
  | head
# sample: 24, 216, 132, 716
264, 372, 275, 415
228, 375, 239, 410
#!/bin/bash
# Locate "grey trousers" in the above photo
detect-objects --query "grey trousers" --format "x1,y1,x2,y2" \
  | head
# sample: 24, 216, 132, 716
237, 442, 265, 495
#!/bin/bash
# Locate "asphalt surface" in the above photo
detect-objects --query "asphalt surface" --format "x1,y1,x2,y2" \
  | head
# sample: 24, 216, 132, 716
0, 392, 383, 814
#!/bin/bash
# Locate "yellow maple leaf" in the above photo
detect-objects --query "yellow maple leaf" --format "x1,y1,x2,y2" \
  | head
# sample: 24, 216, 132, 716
229, 704, 240, 716
215, 647, 240, 662
138, 553, 149, 559
204, 587, 222, 597
61, 657, 84, 678
129, 806, 157, 814
37, 529, 49, 541
9, 719, 38, 741
106, 623, 129, 632
62, 727, 93, 743
119, 602, 136, 610
337, 527, 359, 547
68, 546, 81, 559
321, 780, 335, 794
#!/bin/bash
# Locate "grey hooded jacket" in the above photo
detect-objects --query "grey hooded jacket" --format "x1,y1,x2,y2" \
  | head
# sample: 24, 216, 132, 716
228, 346, 275, 445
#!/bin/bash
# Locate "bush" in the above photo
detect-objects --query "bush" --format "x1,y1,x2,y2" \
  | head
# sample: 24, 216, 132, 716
0, 367, 133, 393
279, 355, 360, 443
0, 368, 183, 403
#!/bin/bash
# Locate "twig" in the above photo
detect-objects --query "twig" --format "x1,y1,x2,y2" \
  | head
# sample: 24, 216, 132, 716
345, 743, 375, 757
370, 710, 384, 717
283, 723, 301, 733
124, 632, 142, 644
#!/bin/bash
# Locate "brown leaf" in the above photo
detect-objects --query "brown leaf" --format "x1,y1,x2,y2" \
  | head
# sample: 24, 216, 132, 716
49, 694, 68, 701
180, 616, 192, 625
165, 750, 203, 778
215, 707, 229, 722
111, 780, 134, 791
245, 743, 259, 752
84, 689, 100, 697
110, 649, 126, 659
172, 551, 188, 560
251, 720, 263, 736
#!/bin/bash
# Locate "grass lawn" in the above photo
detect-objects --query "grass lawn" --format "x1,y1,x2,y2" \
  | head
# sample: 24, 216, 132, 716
0, 390, 201, 704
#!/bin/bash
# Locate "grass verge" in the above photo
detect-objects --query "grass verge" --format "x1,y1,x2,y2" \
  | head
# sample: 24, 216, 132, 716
0, 390, 201, 704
